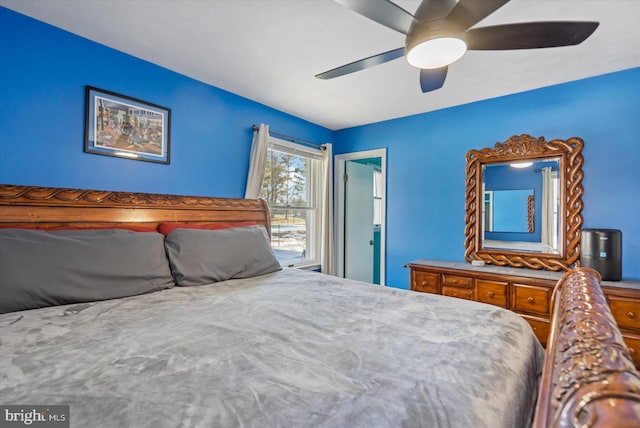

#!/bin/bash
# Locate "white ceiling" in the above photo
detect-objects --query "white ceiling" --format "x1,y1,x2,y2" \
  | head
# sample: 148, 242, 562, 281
2, 0, 639, 130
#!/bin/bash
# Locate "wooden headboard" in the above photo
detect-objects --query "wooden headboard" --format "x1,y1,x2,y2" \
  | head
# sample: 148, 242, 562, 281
0, 184, 270, 232
534, 267, 640, 427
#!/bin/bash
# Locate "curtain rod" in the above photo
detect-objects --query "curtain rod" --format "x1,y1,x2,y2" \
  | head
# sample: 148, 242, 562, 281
251, 125, 324, 150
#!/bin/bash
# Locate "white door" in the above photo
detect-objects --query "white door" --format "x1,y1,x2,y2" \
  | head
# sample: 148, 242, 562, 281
345, 160, 374, 283
334, 149, 386, 285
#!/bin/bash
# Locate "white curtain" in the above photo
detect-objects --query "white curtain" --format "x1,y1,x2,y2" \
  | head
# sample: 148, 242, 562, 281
244, 124, 269, 199
540, 166, 554, 248
320, 143, 335, 275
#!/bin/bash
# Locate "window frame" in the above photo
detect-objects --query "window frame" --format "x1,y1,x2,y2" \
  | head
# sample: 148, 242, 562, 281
262, 136, 323, 270
373, 169, 383, 226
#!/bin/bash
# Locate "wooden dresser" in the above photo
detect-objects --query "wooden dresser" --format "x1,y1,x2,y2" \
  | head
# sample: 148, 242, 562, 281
407, 259, 640, 367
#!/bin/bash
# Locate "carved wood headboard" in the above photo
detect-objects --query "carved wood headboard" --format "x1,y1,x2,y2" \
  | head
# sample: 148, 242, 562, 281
534, 267, 640, 427
0, 184, 270, 233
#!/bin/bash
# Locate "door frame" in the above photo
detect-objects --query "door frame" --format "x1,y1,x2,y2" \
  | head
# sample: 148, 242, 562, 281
334, 148, 387, 285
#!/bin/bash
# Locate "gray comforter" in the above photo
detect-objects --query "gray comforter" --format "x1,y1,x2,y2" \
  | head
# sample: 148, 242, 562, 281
0, 269, 544, 428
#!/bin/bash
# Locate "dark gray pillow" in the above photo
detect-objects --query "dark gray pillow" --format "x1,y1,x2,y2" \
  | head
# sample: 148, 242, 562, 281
164, 225, 282, 286
0, 229, 175, 314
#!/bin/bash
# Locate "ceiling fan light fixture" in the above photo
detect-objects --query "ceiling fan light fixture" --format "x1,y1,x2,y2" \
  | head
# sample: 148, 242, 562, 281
510, 162, 534, 169
406, 37, 467, 69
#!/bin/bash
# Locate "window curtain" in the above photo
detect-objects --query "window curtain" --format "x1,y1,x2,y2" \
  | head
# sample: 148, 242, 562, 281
244, 124, 269, 199
540, 166, 554, 247
320, 143, 335, 275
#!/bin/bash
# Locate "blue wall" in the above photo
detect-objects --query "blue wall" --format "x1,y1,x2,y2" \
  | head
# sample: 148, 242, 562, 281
0, 7, 333, 197
335, 67, 640, 285
485, 164, 539, 241
484, 160, 558, 242
2, 7, 639, 285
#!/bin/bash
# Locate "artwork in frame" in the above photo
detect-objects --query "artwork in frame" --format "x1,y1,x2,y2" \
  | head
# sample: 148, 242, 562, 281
84, 86, 171, 164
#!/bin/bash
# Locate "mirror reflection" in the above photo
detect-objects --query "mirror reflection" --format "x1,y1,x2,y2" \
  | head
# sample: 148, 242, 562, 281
481, 158, 560, 253
484, 189, 534, 233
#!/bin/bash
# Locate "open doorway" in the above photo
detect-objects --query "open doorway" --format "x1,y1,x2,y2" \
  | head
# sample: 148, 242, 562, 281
334, 149, 386, 285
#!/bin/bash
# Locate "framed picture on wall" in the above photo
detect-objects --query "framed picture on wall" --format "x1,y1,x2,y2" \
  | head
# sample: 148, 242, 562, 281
84, 86, 171, 164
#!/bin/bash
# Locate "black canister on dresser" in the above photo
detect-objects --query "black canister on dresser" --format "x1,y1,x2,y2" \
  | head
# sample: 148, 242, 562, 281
580, 229, 622, 281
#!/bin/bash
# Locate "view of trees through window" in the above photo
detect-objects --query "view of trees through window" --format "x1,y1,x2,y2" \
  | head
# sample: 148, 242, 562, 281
261, 148, 314, 265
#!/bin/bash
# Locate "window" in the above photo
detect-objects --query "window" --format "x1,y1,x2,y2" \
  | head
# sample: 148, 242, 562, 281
551, 171, 559, 250
260, 137, 323, 269
373, 169, 382, 226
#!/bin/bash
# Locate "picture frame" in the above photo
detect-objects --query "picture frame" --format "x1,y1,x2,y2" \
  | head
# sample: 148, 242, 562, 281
84, 86, 171, 164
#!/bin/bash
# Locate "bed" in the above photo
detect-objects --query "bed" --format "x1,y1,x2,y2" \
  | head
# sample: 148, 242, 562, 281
1, 184, 639, 428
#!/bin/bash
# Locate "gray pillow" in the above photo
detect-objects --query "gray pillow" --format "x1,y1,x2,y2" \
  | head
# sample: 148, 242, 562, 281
164, 225, 282, 286
0, 229, 175, 314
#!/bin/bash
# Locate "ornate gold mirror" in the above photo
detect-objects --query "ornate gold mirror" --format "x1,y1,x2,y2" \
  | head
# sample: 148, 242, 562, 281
464, 135, 584, 271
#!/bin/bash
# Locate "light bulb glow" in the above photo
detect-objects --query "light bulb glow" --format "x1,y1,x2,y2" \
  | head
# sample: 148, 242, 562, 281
406, 37, 467, 69
510, 162, 534, 169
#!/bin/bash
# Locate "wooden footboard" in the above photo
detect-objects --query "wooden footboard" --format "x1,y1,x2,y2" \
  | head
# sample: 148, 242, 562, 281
533, 267, 640, 427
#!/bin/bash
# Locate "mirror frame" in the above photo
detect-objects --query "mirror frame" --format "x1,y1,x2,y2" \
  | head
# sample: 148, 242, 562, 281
464, 134, 584, 271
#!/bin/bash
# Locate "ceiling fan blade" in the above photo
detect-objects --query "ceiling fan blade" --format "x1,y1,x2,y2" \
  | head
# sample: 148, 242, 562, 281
448, 0, 510, 29
413, 0, 459, 23
420, 67, 448, 93
335, 0, 417, 34
467, 22, 599, 50
315, 47, 405, 80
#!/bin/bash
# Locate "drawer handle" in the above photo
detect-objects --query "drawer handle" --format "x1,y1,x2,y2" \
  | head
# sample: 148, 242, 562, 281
487, 291, 495, 298
422, 281, 428, 286
452, 279, 458, 284
627, 311, 637, 320
527, 297, 535, 304
629, 347, 637, 356
453, 292, 458, 297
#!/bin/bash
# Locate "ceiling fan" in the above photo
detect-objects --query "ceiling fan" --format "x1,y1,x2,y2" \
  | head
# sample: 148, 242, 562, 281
316, 0, 599, 93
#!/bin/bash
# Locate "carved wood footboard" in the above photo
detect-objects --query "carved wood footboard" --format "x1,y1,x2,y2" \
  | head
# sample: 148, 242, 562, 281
534, 267, 640, 427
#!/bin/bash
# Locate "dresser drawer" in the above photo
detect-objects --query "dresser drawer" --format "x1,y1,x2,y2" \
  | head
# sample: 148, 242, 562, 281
622, 334, 640, 369
442, 286, 474, 300
442, 274, 473, 288
608, 296, 640, 332
512, 283, 550, 315
476, 279, 509, 308
412, 271, 440, 294
521, 315, 550, 347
